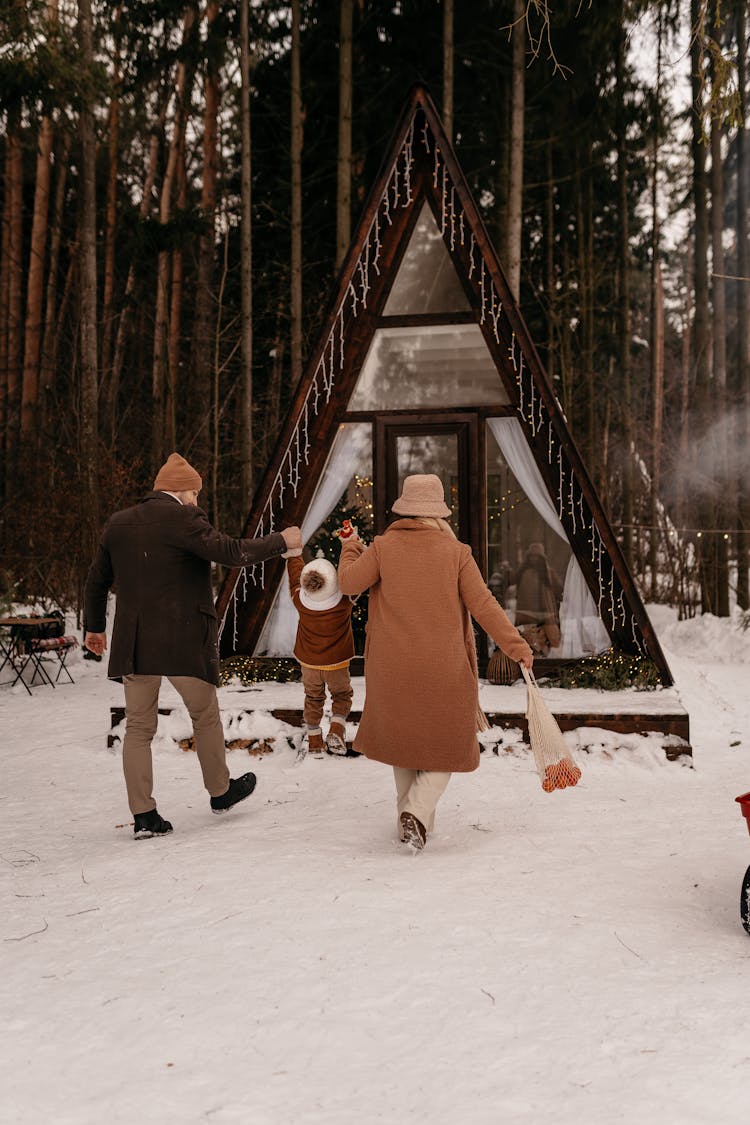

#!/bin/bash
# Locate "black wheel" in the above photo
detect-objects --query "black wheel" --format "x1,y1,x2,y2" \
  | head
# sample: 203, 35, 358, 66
741, 865, 750, 935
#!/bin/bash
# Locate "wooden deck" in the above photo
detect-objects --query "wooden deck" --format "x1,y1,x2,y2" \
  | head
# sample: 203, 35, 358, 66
107, 678, 691, 760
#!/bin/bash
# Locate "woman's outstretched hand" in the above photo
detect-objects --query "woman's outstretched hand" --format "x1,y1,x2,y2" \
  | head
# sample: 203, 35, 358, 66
519, 650, 534, 670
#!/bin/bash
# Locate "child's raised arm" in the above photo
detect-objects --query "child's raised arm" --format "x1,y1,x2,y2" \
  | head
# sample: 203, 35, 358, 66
287, 554, 305, 599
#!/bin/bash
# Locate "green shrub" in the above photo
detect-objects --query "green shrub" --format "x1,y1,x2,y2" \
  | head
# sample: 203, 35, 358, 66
219, 656, 302, 686
546, 648, 661, 690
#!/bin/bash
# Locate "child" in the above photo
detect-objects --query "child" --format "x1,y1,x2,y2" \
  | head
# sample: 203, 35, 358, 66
287, 547, 358, 755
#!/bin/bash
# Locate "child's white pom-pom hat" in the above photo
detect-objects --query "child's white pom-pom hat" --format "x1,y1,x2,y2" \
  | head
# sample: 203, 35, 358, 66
299, 558, 342, 611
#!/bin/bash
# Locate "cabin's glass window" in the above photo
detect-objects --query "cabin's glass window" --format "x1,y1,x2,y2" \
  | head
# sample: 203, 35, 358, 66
383, 201, 471, 315
485, 417, 609, 658
348, 324, 509, 410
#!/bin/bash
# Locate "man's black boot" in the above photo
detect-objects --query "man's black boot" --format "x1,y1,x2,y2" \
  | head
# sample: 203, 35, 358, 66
210, 772, 257, 814
133, 809, 174, 839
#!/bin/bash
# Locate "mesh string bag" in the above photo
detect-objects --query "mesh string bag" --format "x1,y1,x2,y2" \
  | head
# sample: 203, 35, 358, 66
521, 665, 582, 792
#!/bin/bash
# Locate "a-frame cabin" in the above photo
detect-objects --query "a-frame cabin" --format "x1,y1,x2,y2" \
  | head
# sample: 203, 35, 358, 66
217, 85, 674, 689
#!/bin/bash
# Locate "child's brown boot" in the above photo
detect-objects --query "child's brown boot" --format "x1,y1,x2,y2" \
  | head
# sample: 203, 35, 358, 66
307, 729, 325, 754
326, 719, 347, 756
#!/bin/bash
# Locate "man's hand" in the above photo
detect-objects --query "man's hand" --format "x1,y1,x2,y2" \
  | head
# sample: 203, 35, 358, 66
281, 525, 303, 558
520, 650, 534, 670
281, 526, 302, 550
85, 631, 107, 657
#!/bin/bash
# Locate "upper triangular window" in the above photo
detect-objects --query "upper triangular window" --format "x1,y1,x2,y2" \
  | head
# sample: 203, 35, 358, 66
383, 201, 471, 315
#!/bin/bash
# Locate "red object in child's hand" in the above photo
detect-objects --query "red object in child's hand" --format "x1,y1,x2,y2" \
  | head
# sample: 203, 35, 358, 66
340, 519, 357, 539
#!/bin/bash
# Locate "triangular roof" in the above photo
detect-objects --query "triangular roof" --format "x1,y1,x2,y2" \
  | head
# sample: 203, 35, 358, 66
217, 85, 673, 685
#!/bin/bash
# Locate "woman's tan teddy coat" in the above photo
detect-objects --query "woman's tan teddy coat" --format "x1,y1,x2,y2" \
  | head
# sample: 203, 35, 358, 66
338, 519, 532, 772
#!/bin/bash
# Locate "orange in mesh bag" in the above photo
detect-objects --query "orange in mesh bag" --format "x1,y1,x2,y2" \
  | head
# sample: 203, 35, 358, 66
521, 666, 582, 793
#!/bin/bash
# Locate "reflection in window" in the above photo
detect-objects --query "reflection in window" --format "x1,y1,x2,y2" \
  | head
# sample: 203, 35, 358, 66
348, 324, 509, 410
486, 427, 570, 632
486, 418, 609, 658
395, 432, 460, 536
383, 201, 471, 315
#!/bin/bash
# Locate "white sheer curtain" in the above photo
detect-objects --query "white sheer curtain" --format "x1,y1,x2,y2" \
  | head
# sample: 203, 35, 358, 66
486, 417, 609, 657
255, 423, 371, 656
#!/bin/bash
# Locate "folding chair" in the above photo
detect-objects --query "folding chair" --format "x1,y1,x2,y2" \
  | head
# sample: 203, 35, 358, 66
11, 642, 56, 692
30, 635, 79, 685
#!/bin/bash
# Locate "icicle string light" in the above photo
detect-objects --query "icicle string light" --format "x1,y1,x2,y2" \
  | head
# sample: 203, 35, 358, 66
404, 119, 415, 204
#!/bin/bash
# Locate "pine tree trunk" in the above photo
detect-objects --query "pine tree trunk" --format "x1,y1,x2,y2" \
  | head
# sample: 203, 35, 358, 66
265, 299, 286, 465
336, 0, 353, 269
239, 0, 254, 505
153, 4, 198, 469
290, 0, 303, 388
650, 261, 665, 600
678, 244, 692, 530
0, 135, 10, 506
585, 150, 595, 468
506, 0, 525, 302
167, 140, 187, 454
690, 0, 714, 612
40, 128, 71, 436
188, 0, 221, 480
21, 112, 54, 441
101, 14, 121, 401
5, 109, 24, 494
649, 13, 664, 601
442, 0, 454, 142
737, 0, 750, 610
78, 0, 100, 540
710, 11, 730, 615
616, 1, 633, 570
211, 222, 230, 527
575, 148, 594, 456
108, 97, 170, 444
544, 138, 556, 384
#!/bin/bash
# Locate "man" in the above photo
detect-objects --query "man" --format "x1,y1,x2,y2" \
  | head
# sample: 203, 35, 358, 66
85, 452, 302, 839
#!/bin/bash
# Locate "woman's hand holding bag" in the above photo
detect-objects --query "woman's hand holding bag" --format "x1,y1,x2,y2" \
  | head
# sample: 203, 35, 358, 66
521, 665, 582, 793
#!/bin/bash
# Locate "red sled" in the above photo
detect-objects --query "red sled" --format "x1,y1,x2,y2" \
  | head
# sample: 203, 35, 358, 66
735, 792, 750, 837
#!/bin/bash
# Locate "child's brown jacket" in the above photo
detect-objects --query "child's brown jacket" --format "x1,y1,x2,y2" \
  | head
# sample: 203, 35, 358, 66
287, 556, 355, 670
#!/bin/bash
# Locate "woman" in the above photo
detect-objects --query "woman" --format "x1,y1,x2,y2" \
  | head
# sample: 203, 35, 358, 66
338, 474, 533, 850
513, 542, 564, 654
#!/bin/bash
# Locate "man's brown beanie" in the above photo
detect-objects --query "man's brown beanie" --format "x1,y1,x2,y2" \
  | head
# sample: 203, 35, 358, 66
153, 452, 202, 492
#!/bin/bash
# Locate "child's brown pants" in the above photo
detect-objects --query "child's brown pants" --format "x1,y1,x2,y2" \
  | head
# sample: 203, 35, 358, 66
301, 665, 353, 729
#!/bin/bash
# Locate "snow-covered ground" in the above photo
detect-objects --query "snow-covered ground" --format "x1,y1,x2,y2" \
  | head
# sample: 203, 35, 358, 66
1, 606, 750, 1125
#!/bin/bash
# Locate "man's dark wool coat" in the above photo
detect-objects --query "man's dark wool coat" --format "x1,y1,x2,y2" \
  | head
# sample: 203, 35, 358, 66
85, 491, 287, 685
